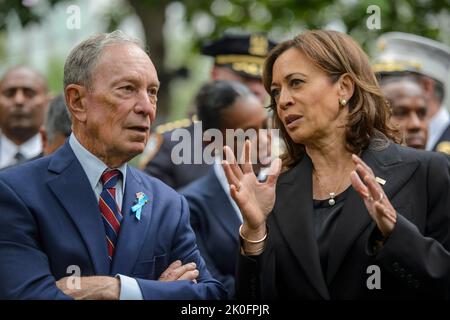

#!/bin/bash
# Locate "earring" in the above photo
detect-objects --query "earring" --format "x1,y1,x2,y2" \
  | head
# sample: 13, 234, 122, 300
339, 98, 347, 106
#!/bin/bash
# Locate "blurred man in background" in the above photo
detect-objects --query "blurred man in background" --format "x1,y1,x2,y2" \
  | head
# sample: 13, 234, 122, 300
39, 94, 72, 156
180, 80, 270, 298
141, 33, 276, 189
0, 30, 225, 300
379, 75, 428, 149
373, 32, 450, 154
0, 66, 49, 168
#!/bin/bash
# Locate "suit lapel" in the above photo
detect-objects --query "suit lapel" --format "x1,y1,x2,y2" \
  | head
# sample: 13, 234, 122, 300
274, 156, 330, 299
204, 170, 241, 245
326, 142, 420, 283
47, 143, 110, 275
110, 168, 154, 276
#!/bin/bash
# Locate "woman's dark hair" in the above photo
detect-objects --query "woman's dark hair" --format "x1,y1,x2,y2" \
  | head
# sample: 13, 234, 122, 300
196, 80, 253, 131
263, 30, 400, 169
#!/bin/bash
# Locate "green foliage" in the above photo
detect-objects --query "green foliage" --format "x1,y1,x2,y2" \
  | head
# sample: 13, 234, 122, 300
46, 55, 64, 95
179, 0, 450, 51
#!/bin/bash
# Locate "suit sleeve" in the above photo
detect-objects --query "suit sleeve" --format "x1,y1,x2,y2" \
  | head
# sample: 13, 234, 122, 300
369, 153, 450, 298
185, 192, 235, 299
134, 195, 227, 299
236, 223, 277, 300
0, 179, 71, 299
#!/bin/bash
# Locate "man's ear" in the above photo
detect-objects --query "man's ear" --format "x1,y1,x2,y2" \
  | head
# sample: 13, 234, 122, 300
338, 73, 355, 103
65, 84, 87, 123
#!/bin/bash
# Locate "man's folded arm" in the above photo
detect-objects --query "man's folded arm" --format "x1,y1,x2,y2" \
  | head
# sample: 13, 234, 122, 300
135, 195, 227, 300
0, 179, 71, 300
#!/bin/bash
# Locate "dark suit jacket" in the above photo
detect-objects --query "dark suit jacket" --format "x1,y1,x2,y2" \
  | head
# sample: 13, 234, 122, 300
0, 142, 226, 299
237, 142, 450, 299
145, 124, 211, 190
181, 168, 241, 299
433, 123, 450, 153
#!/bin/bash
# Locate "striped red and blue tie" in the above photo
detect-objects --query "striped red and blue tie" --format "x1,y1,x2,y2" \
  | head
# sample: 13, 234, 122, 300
99, 169, 122, 260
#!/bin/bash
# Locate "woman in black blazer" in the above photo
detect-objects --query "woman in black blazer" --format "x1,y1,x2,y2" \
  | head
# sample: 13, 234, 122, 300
222, 30, 450, 299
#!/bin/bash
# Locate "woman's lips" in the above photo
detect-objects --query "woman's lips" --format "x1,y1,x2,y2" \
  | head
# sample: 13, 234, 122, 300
284, 114, 303, 129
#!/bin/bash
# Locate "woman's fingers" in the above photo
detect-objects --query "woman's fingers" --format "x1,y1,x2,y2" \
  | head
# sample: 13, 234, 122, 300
224, 145, 243, 180
222, 160, 240, 187
352, 154, 374, 176
364, 173, 384, 202
266, 158, 282, 186
242, 140, 254, 174
374, 200, 397, 224
350, 170, 369, 198
230, 184, 241, 203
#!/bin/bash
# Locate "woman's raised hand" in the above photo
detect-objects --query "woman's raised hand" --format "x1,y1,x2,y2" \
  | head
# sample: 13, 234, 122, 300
222, 140, 282, 232
350, 154, 397, 238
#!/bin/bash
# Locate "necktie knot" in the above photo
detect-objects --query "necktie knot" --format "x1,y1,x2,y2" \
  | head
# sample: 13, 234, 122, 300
14, 151, 26, 163
101, 169, 121, 189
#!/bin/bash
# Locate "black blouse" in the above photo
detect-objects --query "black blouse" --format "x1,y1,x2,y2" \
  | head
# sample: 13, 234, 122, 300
313, 187, 351, 279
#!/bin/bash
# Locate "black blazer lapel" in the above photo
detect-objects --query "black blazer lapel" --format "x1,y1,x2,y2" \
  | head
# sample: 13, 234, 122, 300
326, 142, 420, 283
274, 156, 330, 299
46, 142, 110, 275
110, 168, 154, 276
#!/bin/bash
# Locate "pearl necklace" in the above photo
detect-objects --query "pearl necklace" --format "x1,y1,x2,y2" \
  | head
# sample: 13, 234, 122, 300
313, 166, 351, 206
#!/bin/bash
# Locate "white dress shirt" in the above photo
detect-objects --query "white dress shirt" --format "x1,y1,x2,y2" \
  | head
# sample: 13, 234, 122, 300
69, 133, 143, 300
213, 157, 243, 223
0, 132, 42, 168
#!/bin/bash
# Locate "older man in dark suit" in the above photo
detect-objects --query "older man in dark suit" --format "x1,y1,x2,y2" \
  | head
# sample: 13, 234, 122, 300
0, 31, 225, 300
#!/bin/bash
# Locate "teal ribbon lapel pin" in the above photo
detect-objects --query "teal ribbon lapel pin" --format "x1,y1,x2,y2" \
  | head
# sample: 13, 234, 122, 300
131, 192, 148, 221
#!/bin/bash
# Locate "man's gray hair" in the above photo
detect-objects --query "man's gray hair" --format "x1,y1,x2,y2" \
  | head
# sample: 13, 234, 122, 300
45, 94, 72, 144
63, 30, 144, 89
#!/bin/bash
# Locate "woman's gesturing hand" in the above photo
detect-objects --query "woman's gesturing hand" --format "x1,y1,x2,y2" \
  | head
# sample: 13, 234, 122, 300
222, 140, 282, 231
350, 154, 397, 239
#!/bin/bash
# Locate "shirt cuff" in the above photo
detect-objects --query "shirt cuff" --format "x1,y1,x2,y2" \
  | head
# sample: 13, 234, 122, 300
116, 274, 144, 300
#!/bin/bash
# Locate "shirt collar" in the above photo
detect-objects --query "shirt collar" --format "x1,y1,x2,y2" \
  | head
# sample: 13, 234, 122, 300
18, 133, 42, 158
0, 133, 17, 160
0, 133, 42, 167
69, 133, 127, 192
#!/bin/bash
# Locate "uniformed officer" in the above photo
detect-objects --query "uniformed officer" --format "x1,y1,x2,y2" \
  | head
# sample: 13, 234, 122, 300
372, 32, 450, 154
140, 33, 276, 189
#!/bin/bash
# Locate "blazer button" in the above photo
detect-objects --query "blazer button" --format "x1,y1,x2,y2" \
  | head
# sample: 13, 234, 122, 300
392, 262, 400, 272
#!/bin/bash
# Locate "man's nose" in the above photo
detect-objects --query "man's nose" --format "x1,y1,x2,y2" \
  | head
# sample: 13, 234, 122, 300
13, 89, 25, 106
407, 112, 422, 131
136, 91, 156, 122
